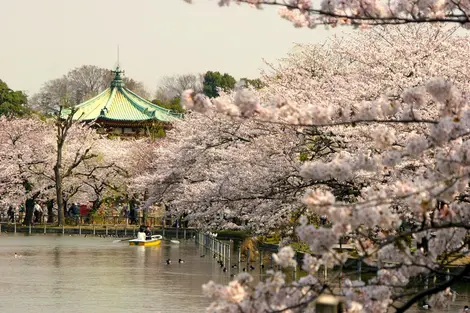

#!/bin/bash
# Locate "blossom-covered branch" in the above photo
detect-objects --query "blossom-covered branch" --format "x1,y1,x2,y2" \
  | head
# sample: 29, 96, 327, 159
173, 24, 470, 312
185, 0, 470, 27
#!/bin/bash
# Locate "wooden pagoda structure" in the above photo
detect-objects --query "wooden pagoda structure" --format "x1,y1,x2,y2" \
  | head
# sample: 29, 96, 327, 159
69, 67, 182, 137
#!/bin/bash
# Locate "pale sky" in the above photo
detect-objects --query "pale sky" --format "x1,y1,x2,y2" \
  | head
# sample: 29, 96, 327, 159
1, 0, 342, 97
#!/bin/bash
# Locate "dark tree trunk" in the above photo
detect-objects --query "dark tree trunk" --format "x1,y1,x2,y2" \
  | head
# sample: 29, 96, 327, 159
92, 199, 101, 212
63, 199, 68, 220
54, 106, 75, 226
47, 200, 54, 223
55, 144, 64, 225
55, 151, 64, 225
23, 198, 35, 226
143, 190, 148, 225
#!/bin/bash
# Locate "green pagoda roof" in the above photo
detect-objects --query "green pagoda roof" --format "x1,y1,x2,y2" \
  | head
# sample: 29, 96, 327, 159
71, 67, 183, 123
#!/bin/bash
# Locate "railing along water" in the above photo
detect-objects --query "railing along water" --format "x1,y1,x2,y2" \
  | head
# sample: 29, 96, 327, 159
0, 213, 160, 226
0, 215, 196, 238
195, 231, 232, 264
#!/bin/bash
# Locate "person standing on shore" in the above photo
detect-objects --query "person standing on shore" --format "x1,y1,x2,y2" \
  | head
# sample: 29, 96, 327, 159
33, 202, 43, 224
7, 206, 15, 223
129, 207, 137, 225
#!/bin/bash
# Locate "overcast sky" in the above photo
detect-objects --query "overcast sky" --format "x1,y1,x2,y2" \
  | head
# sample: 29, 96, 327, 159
1, 0, 344, 97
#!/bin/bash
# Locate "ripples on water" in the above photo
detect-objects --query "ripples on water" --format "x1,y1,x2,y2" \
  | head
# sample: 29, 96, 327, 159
0, 234, 254, 313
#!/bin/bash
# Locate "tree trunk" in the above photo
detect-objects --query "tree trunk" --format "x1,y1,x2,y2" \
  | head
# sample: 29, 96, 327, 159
143, 208, 148, 225
143, 190, 149, 225
23, 198, 35, 226
55, 115, 65, 226
47, 200, 54, 223
92, 199, 101, 212
55, 168, 63, 225
63, 198, 68, 220
54, 106, 77, 226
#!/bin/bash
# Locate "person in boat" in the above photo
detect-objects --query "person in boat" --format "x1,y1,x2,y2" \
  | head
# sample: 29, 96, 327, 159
145, 226, 152, 240
135, 225, 146, 241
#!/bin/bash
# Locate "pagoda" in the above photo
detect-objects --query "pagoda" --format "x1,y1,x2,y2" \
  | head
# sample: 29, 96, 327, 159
70, 67, 183, 137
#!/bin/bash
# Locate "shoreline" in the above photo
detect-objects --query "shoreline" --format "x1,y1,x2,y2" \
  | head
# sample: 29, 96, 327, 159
0, 223, 196, 239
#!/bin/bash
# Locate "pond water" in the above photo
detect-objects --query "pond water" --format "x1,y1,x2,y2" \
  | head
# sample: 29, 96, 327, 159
0, 234, 249, 313
1, 234, 469, 313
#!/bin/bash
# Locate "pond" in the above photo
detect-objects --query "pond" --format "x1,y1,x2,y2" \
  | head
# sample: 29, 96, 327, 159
0, 234, 249, 313
1, 234, 469, 313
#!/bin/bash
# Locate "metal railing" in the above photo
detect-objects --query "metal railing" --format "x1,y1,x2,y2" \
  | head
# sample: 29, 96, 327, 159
0, 221, 197, 238
195, 231, 232, 263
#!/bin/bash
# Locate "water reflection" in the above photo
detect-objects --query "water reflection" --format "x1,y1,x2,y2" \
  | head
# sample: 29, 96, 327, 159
0, 234, 243, 313
1, 234, 469, 312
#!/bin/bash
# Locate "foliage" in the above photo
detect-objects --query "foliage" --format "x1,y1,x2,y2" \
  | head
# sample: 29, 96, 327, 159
147, 122, 167, 140
202, 71, 237, 98
0, 80, 30, 117
151, 97, 185, 114
240, 78, 265, 90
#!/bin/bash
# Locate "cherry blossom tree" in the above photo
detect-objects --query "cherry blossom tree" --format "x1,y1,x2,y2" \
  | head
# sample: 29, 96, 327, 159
72, 138, 147, 212
135, 108, 364, 232
0, 116, 53, 224
174, 24, 470, 312
184, 0, 470, 27
0, 114, 108, 224
0, 112, 147, 225
135, 112, 299, 230
50, 112, 145, 224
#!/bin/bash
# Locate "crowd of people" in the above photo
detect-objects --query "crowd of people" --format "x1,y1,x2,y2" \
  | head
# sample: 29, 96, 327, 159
6, 202, 46, 224
1, 202, 158, 226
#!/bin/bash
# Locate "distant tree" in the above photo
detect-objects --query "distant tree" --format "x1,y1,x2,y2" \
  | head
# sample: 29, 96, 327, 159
31, 65, 149, 114
68, 65, 109, 100
0, 79, 30, 117
152, 97, 185, 114
102, 71, 150, 99
122, 78, 149, 99
28, 77, 74, 114
202, 71, 236, 98
156, 74, 203, 101
240, 77, 265, 90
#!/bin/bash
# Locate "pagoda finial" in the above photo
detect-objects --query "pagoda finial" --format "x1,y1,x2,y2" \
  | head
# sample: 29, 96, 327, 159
111, 65, 125, 88
117, 45, 120, 68
110, 44, 125, 87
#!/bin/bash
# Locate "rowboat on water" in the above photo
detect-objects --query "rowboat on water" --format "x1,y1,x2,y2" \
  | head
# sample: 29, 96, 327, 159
129, 233, 163, 247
